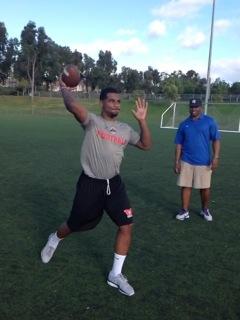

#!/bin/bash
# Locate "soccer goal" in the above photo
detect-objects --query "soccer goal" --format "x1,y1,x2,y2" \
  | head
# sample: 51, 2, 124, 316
160, 102, 177, 129
160, 102, 240, 133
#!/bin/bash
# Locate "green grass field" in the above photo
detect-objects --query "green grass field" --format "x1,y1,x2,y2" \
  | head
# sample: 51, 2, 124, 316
0, 96, 239, 320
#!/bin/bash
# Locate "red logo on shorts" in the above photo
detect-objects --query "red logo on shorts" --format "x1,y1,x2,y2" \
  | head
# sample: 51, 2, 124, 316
124, 208, 133, 218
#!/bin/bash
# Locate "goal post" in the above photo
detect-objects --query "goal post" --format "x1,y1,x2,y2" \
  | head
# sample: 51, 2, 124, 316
160, 102, 240, 133
160, 102, 177, 129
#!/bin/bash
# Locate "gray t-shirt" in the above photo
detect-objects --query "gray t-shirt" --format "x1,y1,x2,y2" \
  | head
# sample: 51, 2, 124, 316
80, 113, 140, 179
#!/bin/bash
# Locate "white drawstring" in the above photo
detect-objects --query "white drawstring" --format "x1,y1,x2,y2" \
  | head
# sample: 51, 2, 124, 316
106, 179, 111, 195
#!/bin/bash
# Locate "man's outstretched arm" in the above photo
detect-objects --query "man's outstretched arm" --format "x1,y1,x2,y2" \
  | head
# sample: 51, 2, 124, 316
60, 79, 88, 123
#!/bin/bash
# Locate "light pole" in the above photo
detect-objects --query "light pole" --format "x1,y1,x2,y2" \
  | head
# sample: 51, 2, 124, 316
204, 0, 216, 115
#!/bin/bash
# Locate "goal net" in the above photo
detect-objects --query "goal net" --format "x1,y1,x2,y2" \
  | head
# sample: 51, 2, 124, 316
160, 102, 240, 133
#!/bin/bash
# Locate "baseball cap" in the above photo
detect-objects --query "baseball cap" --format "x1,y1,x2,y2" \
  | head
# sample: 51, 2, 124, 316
189, 98, 202, 108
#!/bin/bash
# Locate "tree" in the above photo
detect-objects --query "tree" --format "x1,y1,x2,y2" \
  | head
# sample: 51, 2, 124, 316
211, 78, 230, 95
94, 50, 118, 89
71, 50, 83, 72
195, 77, 206, 94
163, 82, 178, 101
97, 50, 117, 74
18, 21, 50, 100
0, 22, 8, 83
185, 69, 199, 81
143, 67, 154, 94
0, 22, 19, 85
39, 40, 62, 91
5, 38, 19, 72
0, 20, 237, 96
182, 70, 202, 94
230, 82, 240, 95
210, 78, 230, 102
40, 43, 83, 91
82, 54, 95, 92
167, 70, 184, 94
151, 68, 162, 94
0, 22, 7, 59
120, 67, 143, 93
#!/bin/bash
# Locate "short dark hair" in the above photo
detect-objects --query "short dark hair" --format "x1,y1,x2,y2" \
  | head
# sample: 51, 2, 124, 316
100, 87, 120, 101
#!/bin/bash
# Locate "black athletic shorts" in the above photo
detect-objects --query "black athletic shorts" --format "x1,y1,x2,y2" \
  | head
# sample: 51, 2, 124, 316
67, 172, 134, 232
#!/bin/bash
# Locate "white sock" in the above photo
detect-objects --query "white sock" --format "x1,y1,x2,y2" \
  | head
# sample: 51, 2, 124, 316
110, 253, 126, 276
50, 232, 62, 247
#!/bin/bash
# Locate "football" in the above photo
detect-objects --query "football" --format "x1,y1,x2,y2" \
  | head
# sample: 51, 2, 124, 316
61, 64, 81, 87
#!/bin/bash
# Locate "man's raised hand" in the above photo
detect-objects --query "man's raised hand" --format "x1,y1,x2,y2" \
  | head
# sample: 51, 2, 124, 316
132, 97, 148, 121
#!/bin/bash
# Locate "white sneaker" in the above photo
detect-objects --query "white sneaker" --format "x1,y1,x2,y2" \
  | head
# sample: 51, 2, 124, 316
107, 272, 135, 296
176, 209, 190, 221
200, 209, 213, 222
41, 233, 60, 263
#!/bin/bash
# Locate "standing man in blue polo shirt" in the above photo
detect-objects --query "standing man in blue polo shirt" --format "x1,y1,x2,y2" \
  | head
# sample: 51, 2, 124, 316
174, 98, 221, 221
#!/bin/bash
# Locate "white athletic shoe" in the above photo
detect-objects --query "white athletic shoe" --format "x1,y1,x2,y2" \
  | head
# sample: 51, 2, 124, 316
200, 209, 213, 222
176, 209, 190, 221
107, 272, 135, 296
41, 233, 60, 263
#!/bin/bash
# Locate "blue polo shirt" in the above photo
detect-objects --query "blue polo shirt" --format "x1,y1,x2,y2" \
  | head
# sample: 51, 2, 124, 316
174, 114, 220, 165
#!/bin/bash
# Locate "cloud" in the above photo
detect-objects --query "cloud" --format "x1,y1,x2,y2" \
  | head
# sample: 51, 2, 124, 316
148, 20, 166, 37
152, 0, 212, 19
72, 37, 148, 59
124, 51, 200, 75
178, 27, 206, 48
116, 28, 136, 36
212, 58, 240, 83
95, 50, 240, 84
214, 19, 231, 33
151, 56, 240, 84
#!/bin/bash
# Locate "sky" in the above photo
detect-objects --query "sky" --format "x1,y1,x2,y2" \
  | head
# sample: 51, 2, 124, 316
1, 0, 240, 84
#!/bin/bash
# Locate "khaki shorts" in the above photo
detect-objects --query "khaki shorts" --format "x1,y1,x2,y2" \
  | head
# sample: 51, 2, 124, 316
177, 161, 212, 189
